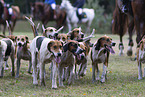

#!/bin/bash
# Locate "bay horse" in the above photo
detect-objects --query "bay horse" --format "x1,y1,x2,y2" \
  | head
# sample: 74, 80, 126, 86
60, 0, 95, 34
0, 2, 20, 35
30, 2, 66, 29
112, 0, 135, 56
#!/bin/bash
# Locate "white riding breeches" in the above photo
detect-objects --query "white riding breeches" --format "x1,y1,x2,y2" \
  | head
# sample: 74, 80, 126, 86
78, 8, 83, 15
51, 3, 56, 10
8, 8, 13, 15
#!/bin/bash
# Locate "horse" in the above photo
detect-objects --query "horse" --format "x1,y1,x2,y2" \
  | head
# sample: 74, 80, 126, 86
0, 2, 20, 35
112, 0, 135, 56
60, 0, 95, 34
30, 2, 67, 29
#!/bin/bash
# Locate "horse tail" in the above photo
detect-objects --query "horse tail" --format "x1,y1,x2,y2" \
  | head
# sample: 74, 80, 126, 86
11, 6, 20, 19
112, 2, 128, 37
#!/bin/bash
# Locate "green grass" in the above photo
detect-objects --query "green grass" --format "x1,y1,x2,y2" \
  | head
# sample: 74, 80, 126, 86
0, 21, 144, 96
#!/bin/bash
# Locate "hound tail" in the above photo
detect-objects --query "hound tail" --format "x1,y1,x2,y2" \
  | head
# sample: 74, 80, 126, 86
25, 16, 39, 37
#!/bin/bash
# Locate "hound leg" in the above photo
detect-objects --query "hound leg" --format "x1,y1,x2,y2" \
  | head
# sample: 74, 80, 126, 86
138, 61, 142, 80
0, 59, 4, 78
40, 61, 45, 86
10, 53, 15, 76
32, 53, 38, 85
15, 58, 21, 78
101, 64, 107, 83
68, 65, 75, 85
79, 61, 87, 77
52, 61, 58, 89
75, 64, 78, 79
4, 61, 9, 70
92, 63, 96, 83
28, 60, 32, 74
58, 66, 64, 87
96, 64, 100, 81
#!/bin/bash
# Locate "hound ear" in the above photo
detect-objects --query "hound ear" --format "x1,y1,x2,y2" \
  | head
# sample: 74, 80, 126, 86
47, 41, 54, 52
63, 43, 68, 52
25, 36, 29, 43
70, 32, 74, 40
95, 38, 103, 50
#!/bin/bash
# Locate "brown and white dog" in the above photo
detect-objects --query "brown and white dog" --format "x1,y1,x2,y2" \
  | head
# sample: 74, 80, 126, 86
15, 35, 32, 78
30, 36, 63, 89
67, 28, 84, 42
58, 40, 84, 87
0, 38, 15, 77
75, 39, 91, 78
57, 33, 68, 44
91, 35, 116, 83
136, 37, 145, 80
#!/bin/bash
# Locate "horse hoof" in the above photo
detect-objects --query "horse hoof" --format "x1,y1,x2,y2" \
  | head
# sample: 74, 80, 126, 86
127, 50, 133, 56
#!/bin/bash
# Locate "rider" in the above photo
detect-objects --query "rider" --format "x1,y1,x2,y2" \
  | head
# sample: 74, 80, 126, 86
45, 0, 57, 19
1, 0, 13, 22
73, 0, 86, 23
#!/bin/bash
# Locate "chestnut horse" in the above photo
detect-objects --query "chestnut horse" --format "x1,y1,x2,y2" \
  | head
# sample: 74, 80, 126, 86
112, 0, 136, 56
0, 2, 20, 35
30, 2, 66, 29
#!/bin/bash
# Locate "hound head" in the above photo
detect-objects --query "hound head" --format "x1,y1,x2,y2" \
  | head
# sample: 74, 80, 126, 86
95, 35, 116, 54
68, 28, 84, 41
43, 27, 58, 39
47, 40, 63, 63
16, 35, 29, 50
57, 33, 68, 44
78, 42, 87, 60
63, 40, 84, 60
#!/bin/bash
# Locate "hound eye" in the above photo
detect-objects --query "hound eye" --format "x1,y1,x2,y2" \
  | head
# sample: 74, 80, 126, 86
50, 29, 53, 32
62, 37, 65, 40
77, 31, 79, 33
78, 44, 80, 46
17, 38, 20, 41
21, 38, 24, 42
106, 39, 110, 42
58, 38, 60, 40
60, 46, 62, 49
55, 30, 57, 31
12, 39, 14, 41
54, 46, 57, 49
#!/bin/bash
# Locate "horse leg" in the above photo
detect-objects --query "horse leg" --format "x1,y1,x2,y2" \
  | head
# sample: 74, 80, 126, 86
11, 20, 16, 35
85, 21, 91, 35
3, 24, 6, 35
127, 19, 134, 56
67, 17, 71, 31
119, 35, 124, 56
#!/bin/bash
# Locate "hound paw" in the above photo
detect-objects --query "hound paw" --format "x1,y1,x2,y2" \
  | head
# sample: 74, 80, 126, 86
33, 81, 38, 85
100, 78, 105, 83
138, 77, 142, 80
28, 71, 32, 74
52, 86, 58, 89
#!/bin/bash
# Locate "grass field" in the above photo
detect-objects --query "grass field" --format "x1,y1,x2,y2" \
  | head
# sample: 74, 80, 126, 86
0, 21, 144, 97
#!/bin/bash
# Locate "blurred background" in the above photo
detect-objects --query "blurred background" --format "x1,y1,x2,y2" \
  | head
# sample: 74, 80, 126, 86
1, 0, 116, 34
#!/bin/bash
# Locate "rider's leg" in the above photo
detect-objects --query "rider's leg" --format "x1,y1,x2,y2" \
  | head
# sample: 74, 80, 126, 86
8, 7, 12, 23
51, 3, 57, 19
